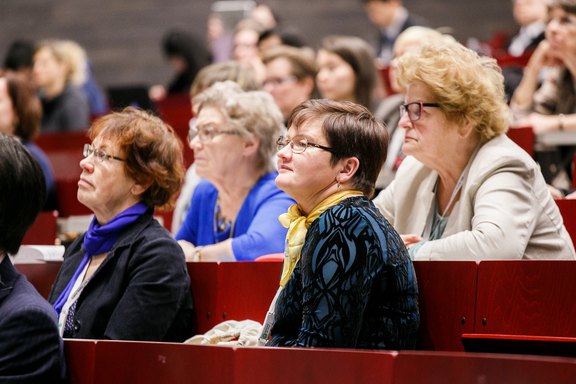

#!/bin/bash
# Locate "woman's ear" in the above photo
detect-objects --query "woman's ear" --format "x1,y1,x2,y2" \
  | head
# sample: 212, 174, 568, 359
337, 156, 360, 184
458, 118, 476, 139
242, 133, 260, 157
131, 181, 151, 197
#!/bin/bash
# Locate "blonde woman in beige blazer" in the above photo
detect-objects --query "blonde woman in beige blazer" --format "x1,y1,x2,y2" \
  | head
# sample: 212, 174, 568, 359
373, 41, 575, 261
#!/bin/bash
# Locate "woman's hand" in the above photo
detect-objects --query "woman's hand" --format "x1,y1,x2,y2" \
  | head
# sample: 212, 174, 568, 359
177, 240, 202, 262
401, 234, 423, 247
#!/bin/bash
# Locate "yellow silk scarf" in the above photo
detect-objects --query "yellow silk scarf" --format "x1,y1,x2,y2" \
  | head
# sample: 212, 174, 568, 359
278, 190, 363, 287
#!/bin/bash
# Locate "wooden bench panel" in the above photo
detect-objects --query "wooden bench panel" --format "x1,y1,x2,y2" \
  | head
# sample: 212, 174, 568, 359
394, 351, 576, 384
413, 261, 478, 351
93, 341, 234, 384
217, 261, 281, 324
461, 333, 576, 357
235, 347, 396, 384
64, 339, 97, 384
474, 260, 576, 337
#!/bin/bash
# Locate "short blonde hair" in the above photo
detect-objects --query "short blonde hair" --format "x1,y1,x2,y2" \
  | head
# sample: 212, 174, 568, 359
397, 41, 509, 142
36, 39, 87, 86
193, 81, 284, 172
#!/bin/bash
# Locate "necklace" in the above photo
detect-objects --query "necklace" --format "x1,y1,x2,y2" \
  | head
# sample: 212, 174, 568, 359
214, 197, 235, 238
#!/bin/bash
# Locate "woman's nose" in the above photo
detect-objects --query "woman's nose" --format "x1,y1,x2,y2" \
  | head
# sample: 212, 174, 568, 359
398, 112, 413, 130
79, 156, 94, 171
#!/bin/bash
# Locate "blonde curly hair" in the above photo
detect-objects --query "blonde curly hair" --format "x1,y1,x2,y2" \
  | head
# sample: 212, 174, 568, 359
396, 41, 510, 142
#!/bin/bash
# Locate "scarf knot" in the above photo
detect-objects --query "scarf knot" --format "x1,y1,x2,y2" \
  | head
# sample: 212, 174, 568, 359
53, 202, 150, 315
278, 190, 363, 287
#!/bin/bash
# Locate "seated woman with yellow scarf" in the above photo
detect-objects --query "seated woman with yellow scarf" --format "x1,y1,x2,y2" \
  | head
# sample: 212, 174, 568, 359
265, 99, 419, 349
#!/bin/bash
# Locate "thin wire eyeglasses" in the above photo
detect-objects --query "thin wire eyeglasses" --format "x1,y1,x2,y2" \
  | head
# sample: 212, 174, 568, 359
399, 101, 441, 122
263, 76, 297, 88
83, 144, 125, 163
188, 118, 239, 143
276, 135, 336, 154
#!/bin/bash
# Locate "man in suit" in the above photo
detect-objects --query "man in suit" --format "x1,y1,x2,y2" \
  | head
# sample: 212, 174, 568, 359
0, 134, 67, 383
361, 0, 428, 65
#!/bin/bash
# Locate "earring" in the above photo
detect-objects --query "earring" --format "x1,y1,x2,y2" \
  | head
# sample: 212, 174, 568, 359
336, 177, 341, 192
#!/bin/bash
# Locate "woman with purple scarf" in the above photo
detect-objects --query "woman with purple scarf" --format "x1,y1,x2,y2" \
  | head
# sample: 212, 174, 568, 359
49, 107, 194, 341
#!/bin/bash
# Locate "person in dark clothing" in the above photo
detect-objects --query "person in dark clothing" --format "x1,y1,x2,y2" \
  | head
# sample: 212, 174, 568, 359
149, 30, 211, 101
0, 134, 67, 383
49, 107, 194, 341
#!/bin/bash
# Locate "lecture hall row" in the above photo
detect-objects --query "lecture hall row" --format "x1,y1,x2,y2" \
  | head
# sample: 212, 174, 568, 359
14, 259, 576, 384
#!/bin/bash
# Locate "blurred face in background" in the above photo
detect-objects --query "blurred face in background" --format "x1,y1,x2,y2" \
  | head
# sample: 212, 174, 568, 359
513, 0, 547, 27
363, 0, 397, 28
233, 29, 260, 64
0, 78, 16, 134
546, 5, 576, 56
264, 57, 313, 119
316, 49, 356, 103
32, 47, 67, 89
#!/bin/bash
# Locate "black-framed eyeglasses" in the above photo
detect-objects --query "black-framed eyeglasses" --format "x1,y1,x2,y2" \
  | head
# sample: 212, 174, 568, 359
276, 135, 336, 154
83, 144, 125, 163
399, 101, 441, 122
188, 118, 239, 143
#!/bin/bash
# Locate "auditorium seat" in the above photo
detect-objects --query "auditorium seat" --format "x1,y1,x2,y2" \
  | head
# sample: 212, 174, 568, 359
473, 260, 576, 337
506, 126, 535, 157
14, 261, 62, 299
254, 253, 283, 262
64, 339, 97, 384
187, 261, 282, 333
64, 339, 235, 384
36, 132, 90, 152
22, 210, 58, 245
413, 261, 478, 351
393, 351, 576, 384
464, 260, 576, 356
154, 94, 194, 167
555, 198, 576, 245
61, 340, 576, 384
235, 346, 396, 384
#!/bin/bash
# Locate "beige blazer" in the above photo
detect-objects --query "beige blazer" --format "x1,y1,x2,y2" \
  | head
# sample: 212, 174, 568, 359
373, 134, 575, 260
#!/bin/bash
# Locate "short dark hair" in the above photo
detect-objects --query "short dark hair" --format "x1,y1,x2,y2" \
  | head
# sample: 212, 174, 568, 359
0, 134, 46, 255
2, 72, 42, 141
3, 40, 35, 71
88, 107, 185, 210
287, 99, 389, 197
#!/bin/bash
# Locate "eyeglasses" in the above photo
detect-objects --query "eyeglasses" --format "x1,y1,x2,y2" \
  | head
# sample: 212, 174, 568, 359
188, 118, 238, 143
83, 144, 125, 163
276, 135, 336, 154
263, 76, 297, 88
399, 101, 441, 122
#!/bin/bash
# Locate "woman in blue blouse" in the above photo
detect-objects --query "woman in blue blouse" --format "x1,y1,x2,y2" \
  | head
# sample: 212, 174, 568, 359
176, 81, 294, 261
265, 99, 419, 349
